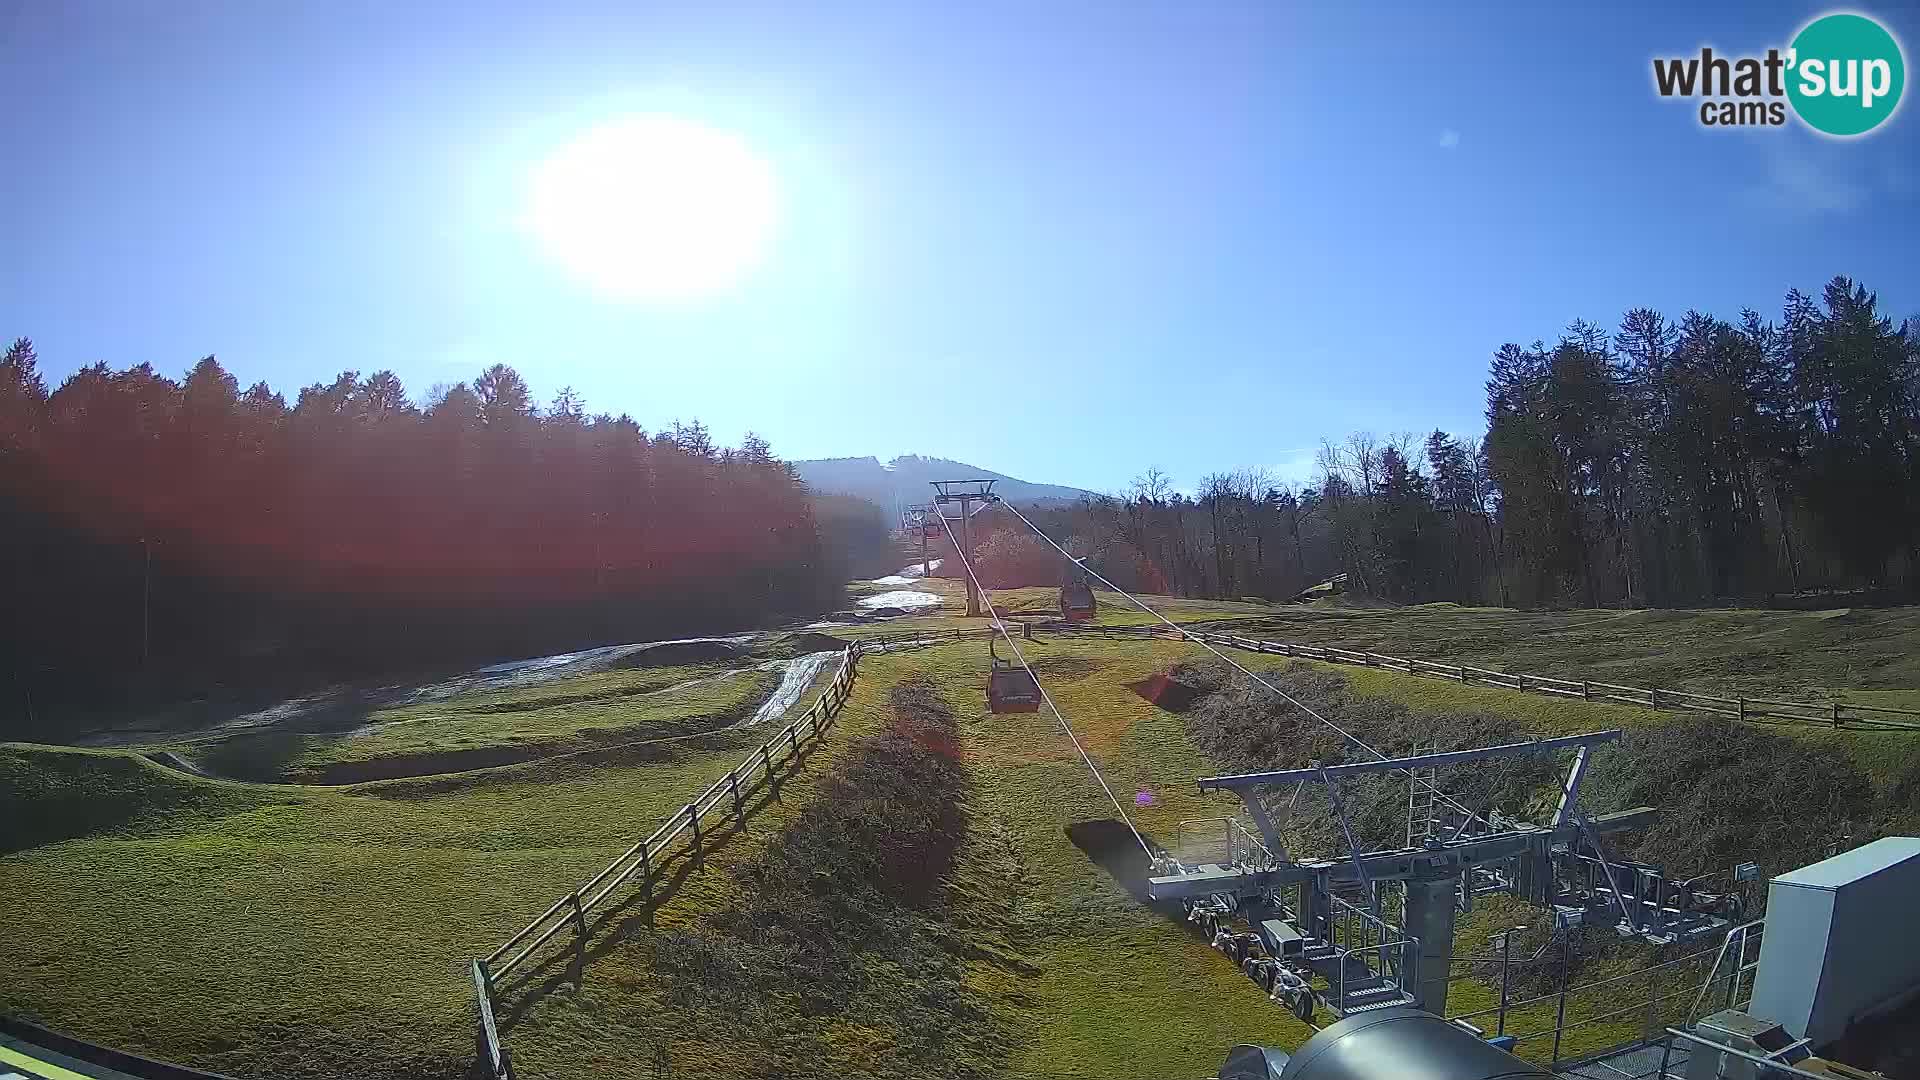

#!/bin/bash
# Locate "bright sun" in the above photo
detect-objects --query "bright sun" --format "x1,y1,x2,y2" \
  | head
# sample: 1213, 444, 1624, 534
524, 115, 777, 302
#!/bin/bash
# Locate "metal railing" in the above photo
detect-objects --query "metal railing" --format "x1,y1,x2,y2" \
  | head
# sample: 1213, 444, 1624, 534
1168, 816, 1276, 872
1687, 919, 1764, 1025
1655, 1026, 1835, 1080
1446, 943, 1723, 1071
1323, 892, 1419, 1011
1048, 623, 1920, 731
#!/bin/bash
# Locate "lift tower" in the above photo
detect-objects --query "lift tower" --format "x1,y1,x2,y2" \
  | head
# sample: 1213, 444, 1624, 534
903, 504, 938, 578
930, 479, 998, 617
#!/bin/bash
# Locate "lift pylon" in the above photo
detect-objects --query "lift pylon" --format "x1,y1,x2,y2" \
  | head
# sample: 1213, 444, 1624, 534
930, 480, 998, 617
902, 503, 940, 576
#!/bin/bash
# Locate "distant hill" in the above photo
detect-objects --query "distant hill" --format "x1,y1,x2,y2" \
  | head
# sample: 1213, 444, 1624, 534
793, 455, 1099, 515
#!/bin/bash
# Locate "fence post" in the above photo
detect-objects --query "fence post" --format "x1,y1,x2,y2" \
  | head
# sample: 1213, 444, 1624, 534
760, 742, 774, 778
1645, 962, 1663, 1042
729, 769, 743, 822
569, 891, 587, 938
472, 959, 507, 1080
1582, 681, 1591, 701
687, 803, 703, 867
1458, 664, 1468, 683
639, 842, 653, 907
1738, 698, 1746, 721
1551, 941, 1571, 1070
1832, 701, 1842, 728
1496, 929, 1513, 1037
1650, 688, 1661, 709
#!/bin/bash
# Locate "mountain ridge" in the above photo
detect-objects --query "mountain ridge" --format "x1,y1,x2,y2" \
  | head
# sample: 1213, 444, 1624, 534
793, 454, 1099, 512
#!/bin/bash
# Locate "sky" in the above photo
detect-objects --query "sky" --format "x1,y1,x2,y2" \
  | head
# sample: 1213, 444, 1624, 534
4, 0, 1917, 495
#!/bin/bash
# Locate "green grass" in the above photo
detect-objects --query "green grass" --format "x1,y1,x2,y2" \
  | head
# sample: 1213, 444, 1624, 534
921, 637, 1319, 1074
288, 666, 775, 771
0, 635, 1308, 1080
8, 595, 1920, 1080
1229, 602, 1920, 697
0, 707, 841, 1080
1253, 651, 1920, 800
156, 664, 781, 784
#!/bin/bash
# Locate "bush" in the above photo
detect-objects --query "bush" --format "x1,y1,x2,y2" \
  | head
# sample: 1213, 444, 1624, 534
1588, 717, 1874, 884
1173, 660, 1561, 854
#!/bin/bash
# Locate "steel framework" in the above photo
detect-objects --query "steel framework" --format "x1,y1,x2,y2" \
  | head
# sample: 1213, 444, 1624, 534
1150, 730, 1742, 1020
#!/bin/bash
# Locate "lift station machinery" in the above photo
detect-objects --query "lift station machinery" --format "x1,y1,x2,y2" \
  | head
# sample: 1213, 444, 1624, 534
1149, 730, 1744, 1022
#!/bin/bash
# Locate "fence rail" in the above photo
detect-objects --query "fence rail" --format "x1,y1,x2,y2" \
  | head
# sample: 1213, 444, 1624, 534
1056, 623, 1920, 732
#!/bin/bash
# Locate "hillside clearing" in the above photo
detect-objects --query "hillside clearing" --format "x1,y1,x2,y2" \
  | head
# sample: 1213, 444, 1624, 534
3, 599, 1919, 1078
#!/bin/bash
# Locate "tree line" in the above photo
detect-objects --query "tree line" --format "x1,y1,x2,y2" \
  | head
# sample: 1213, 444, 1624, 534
987, 277, 1918, 608
0, 347, 880, 726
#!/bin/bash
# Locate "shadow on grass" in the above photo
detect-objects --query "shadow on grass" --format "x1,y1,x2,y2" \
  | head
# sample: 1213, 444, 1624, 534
1066, 818, 1175, 912
488, 731, 829, 1029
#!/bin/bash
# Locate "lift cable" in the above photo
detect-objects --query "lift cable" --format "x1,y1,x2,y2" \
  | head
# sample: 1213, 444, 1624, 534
936, 508, 1154, 859
994, 499, 1495, 833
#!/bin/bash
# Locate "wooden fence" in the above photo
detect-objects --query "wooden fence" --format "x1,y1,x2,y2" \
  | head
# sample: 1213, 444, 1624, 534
467, 629, 987, 1079
1055, 622, 1920, 732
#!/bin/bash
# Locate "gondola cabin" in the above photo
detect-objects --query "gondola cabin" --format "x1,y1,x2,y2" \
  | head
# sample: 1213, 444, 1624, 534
1059, 580, 1096, 621
986, 638, 1042, 713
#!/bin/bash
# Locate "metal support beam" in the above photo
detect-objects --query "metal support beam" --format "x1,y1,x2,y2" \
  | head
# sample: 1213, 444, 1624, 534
1198, 730, 1622, 791
1237, 792, 1290, 864
1572, 807, 1637, 932
1554, 746, 1591, 828
1319, 765, 1376, 915
1144, 808, 1659, 902
1405, 875, 1458, 1015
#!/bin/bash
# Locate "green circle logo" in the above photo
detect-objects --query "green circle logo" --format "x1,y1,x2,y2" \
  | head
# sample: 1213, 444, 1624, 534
1788, 13, 1906, 136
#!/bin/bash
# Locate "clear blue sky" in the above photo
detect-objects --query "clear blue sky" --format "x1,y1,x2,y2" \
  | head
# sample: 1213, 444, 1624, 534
4, 1, 1915, 494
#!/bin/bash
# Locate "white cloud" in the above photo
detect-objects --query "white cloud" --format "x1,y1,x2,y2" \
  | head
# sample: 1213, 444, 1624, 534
1261, 448, 1322, 486
1742, 135, 1869, 215
1438, 129, 1461, 150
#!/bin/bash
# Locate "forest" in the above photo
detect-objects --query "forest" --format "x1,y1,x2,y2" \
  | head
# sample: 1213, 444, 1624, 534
981, 277, 1918, 608
0, 350, 889, 729
4, 274, 1912, 726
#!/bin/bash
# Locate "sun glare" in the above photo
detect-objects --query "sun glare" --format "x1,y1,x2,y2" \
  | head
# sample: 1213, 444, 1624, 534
523, 114, 777, 302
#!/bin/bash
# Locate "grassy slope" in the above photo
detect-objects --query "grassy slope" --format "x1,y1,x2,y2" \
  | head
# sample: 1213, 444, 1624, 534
1232, 602, 1920, 697
913, 637, 1316, 1074
7, 593, 1920, 1079
483, 640, 1317, 1080
1230, 616, 1920, 794
290, 666, 775, 768
0, 630, 1309, 1080
0, 708, 833, 1080
149, 663, 782, 785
